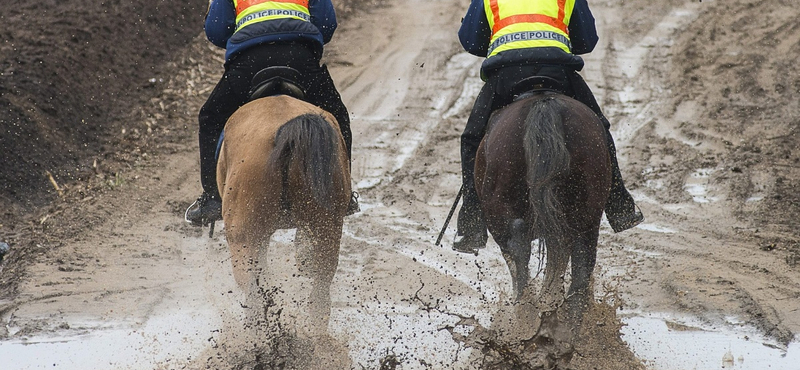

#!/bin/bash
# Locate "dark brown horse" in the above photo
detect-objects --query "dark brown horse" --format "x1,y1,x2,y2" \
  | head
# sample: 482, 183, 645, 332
216, 95, 351, 333
475, 91, 611, 351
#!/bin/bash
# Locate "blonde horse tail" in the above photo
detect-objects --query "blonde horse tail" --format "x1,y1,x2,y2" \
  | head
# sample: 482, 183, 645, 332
523, 96, 570, 245
268, 113, 343, 211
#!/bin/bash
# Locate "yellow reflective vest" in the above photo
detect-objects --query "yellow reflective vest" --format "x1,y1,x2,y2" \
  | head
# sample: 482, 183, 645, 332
484, 0, 575, 58
232, 0, 312, 33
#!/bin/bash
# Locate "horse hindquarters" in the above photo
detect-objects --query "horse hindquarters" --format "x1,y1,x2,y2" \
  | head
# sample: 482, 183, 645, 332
544, 96, 610, 328
272, 113, 350, 330
271, 113, 350, 219
475, 111, 532, 300
477, 96, 572, 301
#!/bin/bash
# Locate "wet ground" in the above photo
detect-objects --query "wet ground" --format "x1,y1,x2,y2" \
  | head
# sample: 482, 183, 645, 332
2, 0, 799, 369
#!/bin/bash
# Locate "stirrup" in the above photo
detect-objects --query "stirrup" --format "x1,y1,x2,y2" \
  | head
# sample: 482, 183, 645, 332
185, 194, 222, 227
607, 205, 643, 233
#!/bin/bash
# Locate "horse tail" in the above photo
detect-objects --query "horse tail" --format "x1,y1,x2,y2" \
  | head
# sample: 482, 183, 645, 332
523, 96, 570, 245
268, 113, 343, 211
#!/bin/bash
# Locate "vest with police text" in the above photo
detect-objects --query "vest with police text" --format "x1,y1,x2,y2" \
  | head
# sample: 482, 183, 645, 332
232, 0, 311, 33
483, 0, 575, 58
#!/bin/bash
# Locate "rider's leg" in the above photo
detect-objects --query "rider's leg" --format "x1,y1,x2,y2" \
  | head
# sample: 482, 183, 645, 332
188, 78, 236, 226
565, 69, 643, 232
454, 82, 493, 252
602, 127, 644, 232
198, 77, 243, 200
188, 49, 262, 225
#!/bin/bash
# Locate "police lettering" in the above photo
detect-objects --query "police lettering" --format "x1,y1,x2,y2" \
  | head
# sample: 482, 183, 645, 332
236, 9, 310, 28
488, 30, 572, 55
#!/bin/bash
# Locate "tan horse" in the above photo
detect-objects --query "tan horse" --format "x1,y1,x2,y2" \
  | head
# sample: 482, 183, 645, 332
216, 95, 351, 330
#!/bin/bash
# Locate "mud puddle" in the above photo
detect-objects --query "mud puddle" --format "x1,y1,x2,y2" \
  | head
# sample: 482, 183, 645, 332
622, 312, 799, 370
1, 232, 242, 370
6, 226, 796, 370
1, 309, 219, 370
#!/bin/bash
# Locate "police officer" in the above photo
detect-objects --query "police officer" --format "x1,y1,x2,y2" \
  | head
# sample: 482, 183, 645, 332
186, 0, 358, 226
453, 0, 643, 253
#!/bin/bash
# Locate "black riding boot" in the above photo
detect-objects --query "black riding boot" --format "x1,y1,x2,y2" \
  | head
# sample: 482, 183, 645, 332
603, 128, 644, 232
335, 102, 359, 216
185, 192, 222, 226
454, 179, 488, 254
342, 130, 359, 216
340, 129, 359, 216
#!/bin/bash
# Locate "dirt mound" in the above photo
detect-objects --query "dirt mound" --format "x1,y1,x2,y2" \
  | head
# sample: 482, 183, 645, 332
0, 1, 207, 209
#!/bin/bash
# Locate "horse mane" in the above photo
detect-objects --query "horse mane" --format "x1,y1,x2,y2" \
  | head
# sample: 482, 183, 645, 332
523, 96, 571, 245
268, 113, 343, 211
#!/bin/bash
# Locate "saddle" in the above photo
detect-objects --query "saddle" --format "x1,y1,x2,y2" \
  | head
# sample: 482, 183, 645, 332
249, 66, 307, 102
215, 67, 308, 166
510, 75, 566, 101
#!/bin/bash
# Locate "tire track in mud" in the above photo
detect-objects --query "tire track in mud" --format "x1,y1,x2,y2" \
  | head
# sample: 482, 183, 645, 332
594, 0, 799, 356
322, 1, 507, 367
322, 0, 643, 368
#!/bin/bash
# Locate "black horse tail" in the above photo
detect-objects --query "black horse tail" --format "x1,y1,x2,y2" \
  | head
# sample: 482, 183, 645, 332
523, 96, 570, 245
268, 113, 343, 211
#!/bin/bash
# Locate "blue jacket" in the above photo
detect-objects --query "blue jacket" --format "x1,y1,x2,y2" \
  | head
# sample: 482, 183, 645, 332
205, 0, 338, 62
458, 0, 598, 77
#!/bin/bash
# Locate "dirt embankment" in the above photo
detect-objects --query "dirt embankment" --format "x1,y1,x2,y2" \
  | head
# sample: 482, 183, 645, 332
621, 0, 800, 243
0, 1, 209, 210
0, 0, 210, 300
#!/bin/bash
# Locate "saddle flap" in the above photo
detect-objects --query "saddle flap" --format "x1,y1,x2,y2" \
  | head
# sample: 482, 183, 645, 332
249, 66, 306, 101
510, 75, 566, 101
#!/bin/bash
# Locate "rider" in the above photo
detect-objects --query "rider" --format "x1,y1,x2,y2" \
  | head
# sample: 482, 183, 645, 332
453, 0, 644, 253
186, 0, 359, 226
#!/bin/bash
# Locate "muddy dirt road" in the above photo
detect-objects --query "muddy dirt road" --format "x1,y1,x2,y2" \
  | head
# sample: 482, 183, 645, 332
2, 0, 799, 369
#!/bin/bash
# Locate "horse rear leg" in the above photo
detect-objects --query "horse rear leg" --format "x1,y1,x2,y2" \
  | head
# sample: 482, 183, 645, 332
226, 222, 273, 291
524, 234, 575, 364
300, 219, 343, 335
295, 227, 315, 278
223, 196, 278, 292
534, 234, 571, 341
496, 218, 532, 300
566, 229, 599, 325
